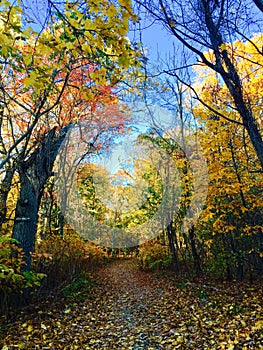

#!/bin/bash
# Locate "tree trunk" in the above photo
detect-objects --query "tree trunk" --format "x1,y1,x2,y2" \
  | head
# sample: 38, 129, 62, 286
0, 165, 15, 226
201, 0, 263, 170
12, 169, 39, 270
188, 225, 203, 277
12, 126, 70, 271
166, 222, 179, 275
59, 212, 65, 237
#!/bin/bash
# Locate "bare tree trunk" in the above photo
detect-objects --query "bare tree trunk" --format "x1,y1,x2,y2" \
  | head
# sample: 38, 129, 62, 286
12, 126, 69, 271
188, 226, 202, 277
12, 169, 39, 271
166, 222, 179, 275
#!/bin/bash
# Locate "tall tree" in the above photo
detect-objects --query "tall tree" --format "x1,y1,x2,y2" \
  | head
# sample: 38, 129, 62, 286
0, 0, 140, 270
134, 0, 263, 170
193, 35, 263, 279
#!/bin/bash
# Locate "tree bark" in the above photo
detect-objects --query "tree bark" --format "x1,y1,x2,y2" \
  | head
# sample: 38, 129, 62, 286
188, 225, 203, 277
166, 222, 179, 275
201, 0, 263, 170
12, 126, 70, 271
12, 169, 39, 270
0, 165, 15, 226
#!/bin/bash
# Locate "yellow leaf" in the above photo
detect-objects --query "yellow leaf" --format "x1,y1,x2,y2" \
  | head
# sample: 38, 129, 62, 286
22, 27, 34, 37
108, 4, 117, 17
23, 72, 37, 87
27, 324, 33, 332
81, 43, 92, 55
240, 206, 247, 213
119, 0, 131, 7
23, 54, 32, 66
84, 21, 96, 31
65, 42, 75, 50
220, 43, 227, 51
240, 319, 246, 327
254, 320, 263, 329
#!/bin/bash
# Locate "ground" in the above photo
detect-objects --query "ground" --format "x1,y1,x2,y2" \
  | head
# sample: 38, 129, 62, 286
1, 259, 263, 349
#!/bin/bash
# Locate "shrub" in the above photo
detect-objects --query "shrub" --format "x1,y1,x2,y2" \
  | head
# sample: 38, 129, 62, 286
0, 236, 45, 312
32, 232, 106, 295
137, 240, 172, 271
62, 272, 93, 301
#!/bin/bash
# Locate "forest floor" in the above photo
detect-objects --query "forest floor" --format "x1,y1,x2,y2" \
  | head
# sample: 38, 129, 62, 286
1, 258, 263, 349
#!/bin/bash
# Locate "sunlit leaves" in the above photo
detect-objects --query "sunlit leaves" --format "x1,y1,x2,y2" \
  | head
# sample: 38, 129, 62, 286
192, 34, 263, 278
0, 0, 140, 108
0, 0, 140, 164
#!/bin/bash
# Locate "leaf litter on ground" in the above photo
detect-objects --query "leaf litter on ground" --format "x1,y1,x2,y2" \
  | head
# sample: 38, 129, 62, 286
1, 259, 263, 349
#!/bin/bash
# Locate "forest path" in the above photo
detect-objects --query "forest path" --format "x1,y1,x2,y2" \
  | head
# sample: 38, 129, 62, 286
1, 259, 263, 349
86, 258, 177, 349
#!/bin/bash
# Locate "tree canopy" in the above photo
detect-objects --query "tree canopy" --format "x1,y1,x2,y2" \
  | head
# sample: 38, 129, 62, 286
0, 3, 263, 343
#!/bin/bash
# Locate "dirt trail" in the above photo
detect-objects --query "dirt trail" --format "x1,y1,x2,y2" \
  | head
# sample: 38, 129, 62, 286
2, 259, 181, 350
2, 259, 263, 349
83, 259, 176, 349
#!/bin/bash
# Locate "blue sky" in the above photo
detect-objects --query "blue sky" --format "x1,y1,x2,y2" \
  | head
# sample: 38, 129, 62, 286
20, 1, 176, 178
129, 18, 176, 63
99, 21, 178, 178
92, 104, 175, 177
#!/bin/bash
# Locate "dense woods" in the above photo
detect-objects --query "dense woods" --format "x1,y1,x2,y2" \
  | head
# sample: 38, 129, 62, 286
0, 0, 263, 348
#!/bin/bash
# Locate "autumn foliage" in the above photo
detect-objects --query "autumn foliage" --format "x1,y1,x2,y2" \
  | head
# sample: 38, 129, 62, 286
0, 2, 263, 349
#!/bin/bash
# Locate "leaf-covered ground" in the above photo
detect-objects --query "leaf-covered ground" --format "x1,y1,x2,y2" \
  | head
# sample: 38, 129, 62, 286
1, 259, 263, 349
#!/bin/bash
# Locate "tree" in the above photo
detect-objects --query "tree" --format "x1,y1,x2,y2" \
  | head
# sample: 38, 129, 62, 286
134, 0, 263, 170
131, 58, 207, 275
0, 0, 140, 270
76, 151, 164, 247
193, 35, 263, 279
